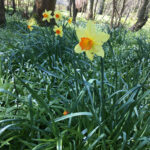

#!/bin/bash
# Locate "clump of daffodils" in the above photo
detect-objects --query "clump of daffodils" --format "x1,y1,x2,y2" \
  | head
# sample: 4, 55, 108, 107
53, 26, 63, 37
75, 21, 110, 61
42, 10, 52, 22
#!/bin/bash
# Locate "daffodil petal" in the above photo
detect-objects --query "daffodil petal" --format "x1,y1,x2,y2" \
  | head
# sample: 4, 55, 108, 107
94, 46, 104, 57
60, 33, 63, 37
86, 21, 96, 33
54, 26, 57, 30
60, 26, 62, 30
74, 44, 82, 53
86, 51, 94, 61
86, 21, 96, 37
76, 28, 86, 40
96, 32, 110, 44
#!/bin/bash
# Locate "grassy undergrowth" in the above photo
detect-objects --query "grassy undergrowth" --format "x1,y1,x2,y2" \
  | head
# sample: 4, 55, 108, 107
0, 14, 150, 150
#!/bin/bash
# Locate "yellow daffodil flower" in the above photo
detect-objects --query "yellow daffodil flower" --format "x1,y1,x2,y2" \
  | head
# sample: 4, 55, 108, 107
53, 26, 63, 37
27, 18, 37, 31
54, 11, 62, 21
68, 17, 72, 24
42, 10, 52, 22
63, 110, 69, 115
27, 25, 33, 31
74, 21, 110, 61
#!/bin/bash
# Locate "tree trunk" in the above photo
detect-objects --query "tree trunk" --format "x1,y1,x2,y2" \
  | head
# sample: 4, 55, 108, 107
94, 0, 98, 18
67, 0, 72, 17
110, 0, 127, 28
110, 0, 116, 28
34, 0, 56, 25
0, 0, 6, 26
69, 0, 72, 17
72, 0, 77, 22
87, 0, 94, 19
130, 0, 150, 31
18, 0, 21, 9
7, 0, 9, 10
98, 0, 105, 14
11, 0, 16, 15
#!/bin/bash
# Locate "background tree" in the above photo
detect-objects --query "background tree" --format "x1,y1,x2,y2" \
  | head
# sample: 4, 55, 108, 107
0, 0, 6, 26
93, 0, 98, 18
34, 0, 56, 25
6, 0, 9, 10
72, 0, 76, 22
98, 0, 105, 14
72, 0, 88, 22
11, 0, 16, 15
87, 0, 94, 19
69, 0, 72, 17
130, 0, 150, 31
111, 0, 127, 28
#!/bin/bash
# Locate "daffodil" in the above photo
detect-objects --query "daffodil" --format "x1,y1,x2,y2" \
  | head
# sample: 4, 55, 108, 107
42, 10, 52, 22
27, 18, 37, 31
54, 11, 62, 21
27, 25, 33, 31
63, 110, 69, 115
74, 21, 110, 61
68, 17, 72, 24
53, 26, 63, 37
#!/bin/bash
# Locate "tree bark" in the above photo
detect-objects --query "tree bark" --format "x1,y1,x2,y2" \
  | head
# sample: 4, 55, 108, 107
130, 0, 150, 31
34, 0, 56, 25
94, 0, 98, 18
110, 0, 127, 28
72, 0, 77, 22
0, 0, 6, 26
10, 0, 16, 15
111, 0, 116, 28
98, 0, 105, 14
69, 0, 72, 17
87, 0, 94, 19
7, 0, 9, 10
67, 0, 72, 17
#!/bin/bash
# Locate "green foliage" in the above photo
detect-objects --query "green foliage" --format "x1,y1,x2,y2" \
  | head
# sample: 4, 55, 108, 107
0, 15, 150, 150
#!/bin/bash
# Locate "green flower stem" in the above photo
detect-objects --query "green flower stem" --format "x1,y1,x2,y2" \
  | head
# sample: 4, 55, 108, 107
0, 57, 1, 78
101, 57, 105, 120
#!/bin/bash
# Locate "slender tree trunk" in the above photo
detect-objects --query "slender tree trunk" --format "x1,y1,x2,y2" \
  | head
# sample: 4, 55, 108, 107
111, 0, 116, 28
117, 0, 126, 27
0, 0, 6, 26
7, 0, 9, 10
34, 0, 56, 25
98, 0, 105, 14
94, 0, 98, 18
11, 0, 16, 15
67, 0, 72, 17
18, 0, 21, 9
110, 0, 127, 28
72, 0, 77, 22
69, 0, 72, 17
130, 0, 150, 31
87, 0, 94, 19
